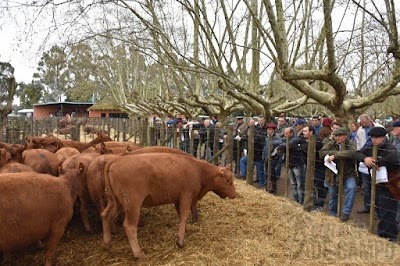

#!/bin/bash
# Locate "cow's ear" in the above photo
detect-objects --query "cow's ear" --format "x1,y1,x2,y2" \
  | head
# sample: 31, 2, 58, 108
97, 133, 102, 138
101, 142, 106, 148
79, 163, 85, 173
25, 136, 31, 143
225, 163, 232, 170
58, 162, 63, 175
126, 145, 131, 152
219, 169, 226, 176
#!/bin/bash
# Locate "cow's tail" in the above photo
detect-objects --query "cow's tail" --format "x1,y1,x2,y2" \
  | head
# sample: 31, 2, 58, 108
103, 160, 119, 223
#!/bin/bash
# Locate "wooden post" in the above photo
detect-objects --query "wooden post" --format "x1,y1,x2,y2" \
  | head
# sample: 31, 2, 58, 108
213, 126, 219, 165
172, 124, 178, 149
226, 129, 233, 171
369, 145, 378, 233
267, 135, 273, 191
205, 128, 210, 161
304, 135, 316, 211
337, 143, 345, 218
246, 125, 254, 185
160, 122, 166, 146
149, 126, 156, 146
236, 140, 241, 176
285, 136, 290, 197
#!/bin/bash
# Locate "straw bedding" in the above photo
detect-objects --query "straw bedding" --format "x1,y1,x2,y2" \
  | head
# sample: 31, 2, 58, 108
13, 180, 400, 265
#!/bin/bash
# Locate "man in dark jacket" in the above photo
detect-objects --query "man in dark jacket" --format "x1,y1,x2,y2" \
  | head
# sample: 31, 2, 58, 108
354, 127, 399, 241
278, 127, 306, 203
320, 127, 357, 221
199, 119, 215, 159
239, 116, 268, 187
299, 125, 327, 210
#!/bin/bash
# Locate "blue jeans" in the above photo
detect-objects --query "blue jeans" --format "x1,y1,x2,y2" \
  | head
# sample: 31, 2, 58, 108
288, 165, 305, 204
397, 202, 400, 225
240, 156, 265, 186
325, 177, 356, 216
361, 173, 371, 209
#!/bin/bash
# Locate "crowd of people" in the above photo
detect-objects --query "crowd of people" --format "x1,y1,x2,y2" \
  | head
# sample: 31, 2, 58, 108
158, 113, 400, 242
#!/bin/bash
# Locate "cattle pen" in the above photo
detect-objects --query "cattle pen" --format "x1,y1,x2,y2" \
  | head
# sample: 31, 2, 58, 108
11, 181, 400, 265
1, 116, 399, 265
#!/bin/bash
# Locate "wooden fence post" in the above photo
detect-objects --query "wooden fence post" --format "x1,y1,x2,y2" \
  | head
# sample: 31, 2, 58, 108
246, 125, 254, 185
226, 128, 234, 171
304, 135, 316, 211
267, 135, 273, 191
337, 143, 346, 218
369, 145, 378, 233
285, 136, 290, 197
213, 126, 219, 165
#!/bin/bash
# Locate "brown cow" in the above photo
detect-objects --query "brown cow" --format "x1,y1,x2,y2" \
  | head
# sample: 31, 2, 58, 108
60, 152, 100, 232
0, 143, 24, 163
0, 161, 35, 173
25, 136, 63, 152
0, 148, 11, 168
101, 153, 237, 259
55, 147, 81, 165
22, 149, 59, 176
129, 146, 189, 156
0, 165, 84, 266
60, 133, 112, 152
87, 147, 189, 217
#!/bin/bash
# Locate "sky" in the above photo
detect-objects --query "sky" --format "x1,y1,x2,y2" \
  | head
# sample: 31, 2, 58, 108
0, 29, 39, 84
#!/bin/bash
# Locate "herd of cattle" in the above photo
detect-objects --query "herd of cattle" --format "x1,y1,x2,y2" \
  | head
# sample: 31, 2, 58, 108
0, 134, 238, 265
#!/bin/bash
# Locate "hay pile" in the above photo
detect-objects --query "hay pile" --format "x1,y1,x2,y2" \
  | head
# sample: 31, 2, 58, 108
14, 180, 400, 265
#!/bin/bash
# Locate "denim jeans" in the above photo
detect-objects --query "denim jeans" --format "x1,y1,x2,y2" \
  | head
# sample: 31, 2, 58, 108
240, 156, 265, 186
288, 165, 305, 204
314, 168, 328, 207
325, 177, 356, 216
361, 173, 371, 209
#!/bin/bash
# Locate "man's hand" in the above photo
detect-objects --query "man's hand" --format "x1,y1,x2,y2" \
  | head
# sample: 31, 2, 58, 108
234, 135, 241, 141
327, 155, 335, 163
364, 157, 376, 168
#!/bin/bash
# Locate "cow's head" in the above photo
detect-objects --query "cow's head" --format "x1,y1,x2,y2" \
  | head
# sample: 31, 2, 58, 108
213, 164, 237, 199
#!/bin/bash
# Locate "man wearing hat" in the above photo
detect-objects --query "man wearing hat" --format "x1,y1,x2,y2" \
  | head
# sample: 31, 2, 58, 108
320, 127, 357, 222
294, 118, 306, 137
389, 120, 400, 233
354, 126, 399, 241
262, 122, 282, 193
356, 114, 384, 214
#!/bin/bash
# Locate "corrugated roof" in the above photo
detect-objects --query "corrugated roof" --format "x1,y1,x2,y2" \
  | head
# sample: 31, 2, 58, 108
88, 102, 123, 111
33, 101, 94, 106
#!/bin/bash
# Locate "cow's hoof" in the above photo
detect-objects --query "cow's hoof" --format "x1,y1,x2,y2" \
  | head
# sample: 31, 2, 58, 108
176, 238, 185, 248
134, 253, 146, 260
102, 242, 111, 250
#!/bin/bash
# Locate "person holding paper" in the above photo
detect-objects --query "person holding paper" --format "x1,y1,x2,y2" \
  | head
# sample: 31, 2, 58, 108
320, 127, 357, 222
354, 126, 399, 242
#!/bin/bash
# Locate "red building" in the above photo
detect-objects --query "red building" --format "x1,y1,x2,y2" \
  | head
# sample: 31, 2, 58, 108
33, 102, 94, 119
32, 101, 129, 119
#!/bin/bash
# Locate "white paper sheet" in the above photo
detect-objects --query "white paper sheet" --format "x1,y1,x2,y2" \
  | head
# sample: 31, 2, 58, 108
358, 163, 388, 184
324, 154, 338, 174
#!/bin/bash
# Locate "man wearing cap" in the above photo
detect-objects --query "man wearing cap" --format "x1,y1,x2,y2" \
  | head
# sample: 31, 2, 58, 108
294, 118, 306, 137
354, 127, 399, 241
320, 127, 357, 222
262, 122, 282, 193
389, 120, 400, 232
356, 114, 384, 214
